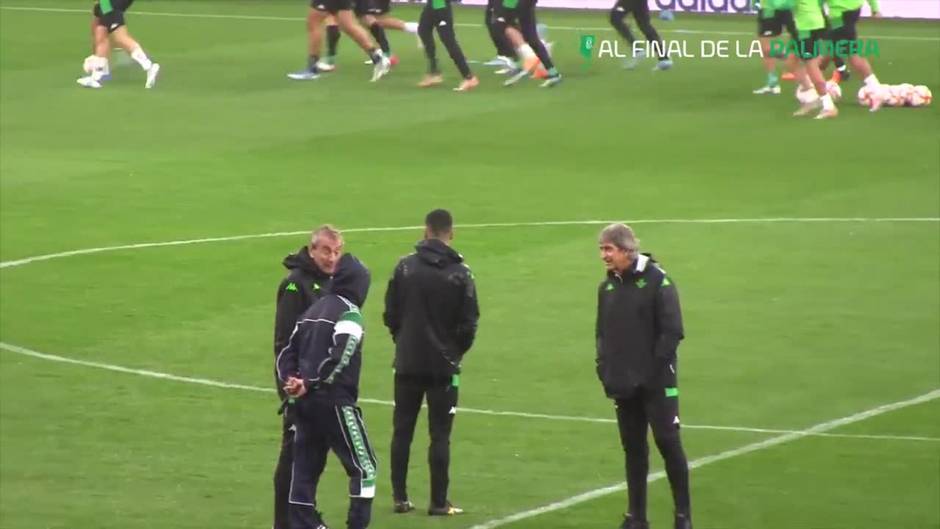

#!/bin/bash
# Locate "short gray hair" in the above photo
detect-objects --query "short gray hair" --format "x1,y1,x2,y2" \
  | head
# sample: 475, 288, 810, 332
599, 223, 640, 258
310, 224, 342, 247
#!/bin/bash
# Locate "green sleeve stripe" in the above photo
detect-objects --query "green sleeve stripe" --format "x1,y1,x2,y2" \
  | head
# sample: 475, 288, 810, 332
99, 0, 114, 14
431, 0, 447, 8
339, 309, 363, 325
665, 387, 679, 398
502, 0, 520, 8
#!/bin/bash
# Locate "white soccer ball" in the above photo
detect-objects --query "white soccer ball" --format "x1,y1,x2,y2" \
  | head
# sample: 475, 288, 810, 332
796, 86, 820, 104
914, 85, 933, 106
880, 85, 901, 107
82, 55, 98, 74
825, 80, 842, 101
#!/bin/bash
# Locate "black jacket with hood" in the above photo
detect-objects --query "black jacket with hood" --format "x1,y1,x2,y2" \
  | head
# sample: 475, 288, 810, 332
273, 247, 331, 398
383, 239, 480, 379
276, 254, 371, 405
595, 253, 684, 399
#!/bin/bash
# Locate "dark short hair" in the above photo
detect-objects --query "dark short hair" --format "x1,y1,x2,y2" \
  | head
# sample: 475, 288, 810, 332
425, 209, 453, 238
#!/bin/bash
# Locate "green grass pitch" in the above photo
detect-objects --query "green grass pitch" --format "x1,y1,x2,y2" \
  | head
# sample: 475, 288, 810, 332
1, 1, 938, 528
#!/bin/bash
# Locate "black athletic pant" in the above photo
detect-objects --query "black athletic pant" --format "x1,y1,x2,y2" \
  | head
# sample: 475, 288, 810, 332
486, 0, 516, 58
290, 399, 378, 529
418, 0, 473, 78
492, 0, 555, 71
610, 0, 665, 59
615, 384, 691, 522
390, 374, 459, 508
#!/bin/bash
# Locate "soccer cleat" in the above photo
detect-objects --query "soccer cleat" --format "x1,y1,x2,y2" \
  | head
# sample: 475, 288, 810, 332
781, 71, 796, 81
814, 107, 839, 120
539, 73, 562, 88
287, 69, 320, 80
503, 67, 530, 86
417, 74, 444, 88
674, 513, 693, 529
753, 84, 781, 95
484, 55, 513, 67
454, 76, 479, 92
76, 76, 102, 89
428, 502, 464, 516
316, 59, 336, 72
653, 59, 673, 71
623, 49, 646, 70
792, 99, 821, 117
145, 63, 160, 89
619, 514, 650, 529
371, 55, 391, 82
393, 500, 415, 513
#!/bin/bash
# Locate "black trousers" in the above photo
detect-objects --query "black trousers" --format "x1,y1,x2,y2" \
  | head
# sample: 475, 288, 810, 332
418, 0, 473, 78
486, 0, 515, 57
610, 0, 664, 58
390, 373, 459, 508
290, 399, 378, 529
615, 383, 691, 521
492, 0, 555, 70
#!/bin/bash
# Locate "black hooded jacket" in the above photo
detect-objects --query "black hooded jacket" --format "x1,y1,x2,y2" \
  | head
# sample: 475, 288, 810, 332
276, 254, 371, 405
383, 239, 480, 378
595, 253, 684, 399
272, 247, 331, 398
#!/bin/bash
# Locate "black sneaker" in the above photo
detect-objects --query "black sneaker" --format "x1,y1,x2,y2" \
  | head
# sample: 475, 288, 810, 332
674, 513, 692, 529
393, 499, 415, 514
619, 514, 650, 529
428, 501, 465, 516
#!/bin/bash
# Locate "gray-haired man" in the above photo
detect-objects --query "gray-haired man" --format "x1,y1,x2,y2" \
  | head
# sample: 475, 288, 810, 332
595, 223, 692, 529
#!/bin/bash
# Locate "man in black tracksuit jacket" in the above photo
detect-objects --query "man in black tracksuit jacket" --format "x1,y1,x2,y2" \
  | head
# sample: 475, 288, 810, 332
277, 253, 377, 529
383, 209, 479, 516
272, 226, 343, 529
596, 223, 692, 529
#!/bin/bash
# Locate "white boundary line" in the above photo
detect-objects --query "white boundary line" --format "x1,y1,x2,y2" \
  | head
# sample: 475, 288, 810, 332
2, 342, 937, 443
1, 5, 938, 42
468, 388, 940, 529
2, 217, 938, 269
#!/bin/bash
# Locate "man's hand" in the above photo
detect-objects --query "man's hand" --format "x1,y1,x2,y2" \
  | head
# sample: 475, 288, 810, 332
283, 377, 307, 398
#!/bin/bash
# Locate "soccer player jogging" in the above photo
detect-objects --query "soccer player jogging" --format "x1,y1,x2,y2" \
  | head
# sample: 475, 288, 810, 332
416, 0, 479, 91
786, 0, 839, 119
78, 0, 160, 89
609, 0, 672, 70
271, 226, 343, 529
483, 0, 518, 70
287, 0, 391, 82
493, 0, 562, 87
822, 0, 884, 110
596, 224, 692, 529
383, 210, 480, 516
277, 254, 377, 529
752, 0, 797, 94
324, 0, 420, 70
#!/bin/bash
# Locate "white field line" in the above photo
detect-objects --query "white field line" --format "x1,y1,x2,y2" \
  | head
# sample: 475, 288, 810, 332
467, 388, 940, 529
1, 6, 938, 42
2, 217, 938, 269
2, 342, 937, 443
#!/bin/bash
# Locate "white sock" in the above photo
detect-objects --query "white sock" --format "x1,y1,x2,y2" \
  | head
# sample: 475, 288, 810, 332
130, 47, 153, 71
404, 21, 419, 34
821, 93, 835, 110
90, 57, 109, 81
516, 44, 536, 61
864, 74, 880, 88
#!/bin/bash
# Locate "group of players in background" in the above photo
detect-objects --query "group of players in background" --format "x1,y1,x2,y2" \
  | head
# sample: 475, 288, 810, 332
81, 0, 891, 116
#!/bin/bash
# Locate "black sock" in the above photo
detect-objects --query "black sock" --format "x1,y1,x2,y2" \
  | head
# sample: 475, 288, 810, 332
327, 25, 340, 57
370, 23, 391, 55
307, 54, 319, 71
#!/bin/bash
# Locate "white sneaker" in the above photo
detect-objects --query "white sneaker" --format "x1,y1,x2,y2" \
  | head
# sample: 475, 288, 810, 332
503, 67, 530, 87
145, 63, 160, 89
371, 55, 391, 82
77, 76, 102, 89
316, 61, 336, 72
753, 85, 781, 95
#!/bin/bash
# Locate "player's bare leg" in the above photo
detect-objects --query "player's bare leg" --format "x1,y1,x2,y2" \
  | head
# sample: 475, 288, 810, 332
110, 26, 160, 88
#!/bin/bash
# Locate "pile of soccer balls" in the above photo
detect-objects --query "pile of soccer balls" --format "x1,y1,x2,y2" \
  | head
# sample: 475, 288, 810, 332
858, 84, 933, 108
